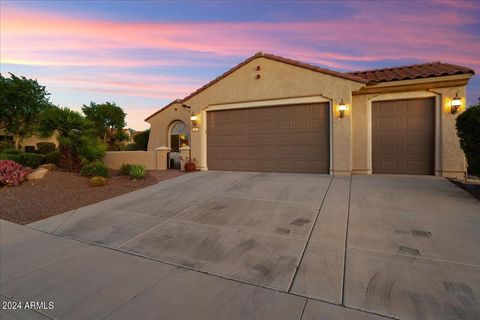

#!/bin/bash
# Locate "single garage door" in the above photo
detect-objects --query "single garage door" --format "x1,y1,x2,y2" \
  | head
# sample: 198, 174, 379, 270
207, 103, 330, 173
372, 98, 435, 175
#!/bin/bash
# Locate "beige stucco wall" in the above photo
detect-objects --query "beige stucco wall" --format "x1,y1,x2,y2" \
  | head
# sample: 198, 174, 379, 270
104, 151, 157, 170
147, 103, 191, 151
437, 85, 468, 178
182, 57, 364, 172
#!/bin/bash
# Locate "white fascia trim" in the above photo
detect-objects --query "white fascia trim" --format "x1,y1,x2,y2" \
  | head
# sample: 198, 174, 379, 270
206, 96, 330, 111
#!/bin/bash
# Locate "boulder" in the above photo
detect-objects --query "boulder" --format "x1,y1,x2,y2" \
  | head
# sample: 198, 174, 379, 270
39, 163, 57, 171
27, 168, 49, 181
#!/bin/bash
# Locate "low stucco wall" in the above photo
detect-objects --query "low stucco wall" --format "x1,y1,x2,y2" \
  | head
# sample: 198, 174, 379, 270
104, 151, 157, 170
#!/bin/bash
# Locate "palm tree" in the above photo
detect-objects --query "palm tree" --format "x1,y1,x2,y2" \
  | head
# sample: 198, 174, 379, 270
37, 106, 106, 171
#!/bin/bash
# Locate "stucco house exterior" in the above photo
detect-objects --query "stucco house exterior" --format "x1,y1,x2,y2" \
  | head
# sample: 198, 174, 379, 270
145, 52, 474, 178
0, 126, 58, 151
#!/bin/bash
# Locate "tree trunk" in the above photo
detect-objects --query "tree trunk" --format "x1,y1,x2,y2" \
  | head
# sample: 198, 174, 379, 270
59, 145, 82, 172
15, 132, 20, 150
103, 131, 107, 144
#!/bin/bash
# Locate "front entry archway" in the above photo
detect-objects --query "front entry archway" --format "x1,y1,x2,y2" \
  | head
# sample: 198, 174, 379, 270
168, 121, 189, 169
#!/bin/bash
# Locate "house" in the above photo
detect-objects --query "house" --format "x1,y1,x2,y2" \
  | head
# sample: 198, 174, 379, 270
145, 52, 474, 178
0, 125, 58, 151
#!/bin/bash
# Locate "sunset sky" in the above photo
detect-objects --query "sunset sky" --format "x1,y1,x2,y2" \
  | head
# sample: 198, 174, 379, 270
1, 0, 479, 130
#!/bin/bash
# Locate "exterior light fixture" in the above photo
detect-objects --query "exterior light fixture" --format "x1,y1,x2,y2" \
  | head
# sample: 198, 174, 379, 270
338, 99, 347, 118
190, 114, 198, 127
451, 93, 461, 114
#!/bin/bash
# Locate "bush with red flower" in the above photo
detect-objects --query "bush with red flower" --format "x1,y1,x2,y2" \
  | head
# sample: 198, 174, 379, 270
0, 160, 32, 186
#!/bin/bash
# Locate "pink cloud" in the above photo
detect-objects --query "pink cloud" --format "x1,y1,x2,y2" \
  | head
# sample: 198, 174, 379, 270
2, 4, 478, 71
39, 73, 203, 100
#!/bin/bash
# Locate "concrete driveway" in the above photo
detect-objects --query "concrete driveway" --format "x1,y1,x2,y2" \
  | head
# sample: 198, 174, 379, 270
2, 172, 479, 319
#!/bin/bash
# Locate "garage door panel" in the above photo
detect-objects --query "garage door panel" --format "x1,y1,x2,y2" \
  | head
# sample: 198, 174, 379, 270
373, 98, 434, 175
207, 103, 329, 173
379, 131, 396, 141
295, 119, 311, 129
278, 107, 294, 118
379, 118, 396, 129
263, 121, 277, 131
261, 145, 277, 156
407, 116, 427, 129
379, 145, 396, 156
278, 145, 294, 155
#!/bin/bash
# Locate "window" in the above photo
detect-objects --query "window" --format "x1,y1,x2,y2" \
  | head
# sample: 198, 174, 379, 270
170, 121, 189, 151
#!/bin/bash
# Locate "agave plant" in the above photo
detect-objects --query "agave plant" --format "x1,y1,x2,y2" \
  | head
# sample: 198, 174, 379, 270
129, 164, 145, 179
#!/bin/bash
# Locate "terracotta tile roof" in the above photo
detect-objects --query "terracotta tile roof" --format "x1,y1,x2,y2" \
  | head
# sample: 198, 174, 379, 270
348, 61, 474, 84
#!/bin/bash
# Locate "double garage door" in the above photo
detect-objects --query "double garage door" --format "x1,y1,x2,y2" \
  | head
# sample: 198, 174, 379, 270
206, 98, 434, 175
207, 103, 330, 173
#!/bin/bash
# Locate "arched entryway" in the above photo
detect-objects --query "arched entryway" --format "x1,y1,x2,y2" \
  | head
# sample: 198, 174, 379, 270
168, 121, 189, 169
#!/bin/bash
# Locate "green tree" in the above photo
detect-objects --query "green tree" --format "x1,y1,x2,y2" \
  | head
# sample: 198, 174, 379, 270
38, 106, 106, 171
81, 102, 126, 143
133, 129, 150, 151
456, 100, 480, 176
0, 73, 52, 149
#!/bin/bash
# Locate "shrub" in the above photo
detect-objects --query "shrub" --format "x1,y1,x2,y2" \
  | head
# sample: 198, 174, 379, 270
1, 148, 21, 155
0, 160, 32, 186
133, 129, 150, 151
43, 150, 60, 165
80, 161, 109, 178
456, 105, 480, 176
19, 153, 43, 169
0, 153, 21, 163
119, 163, 131, 175
0, 141, 14, 153
89, 176, 106, 187
125, 143, 138, 151
129, 164, 145, 179
0, 153, 43, 168
25, 145, 35, 153
36, 142, 56, 154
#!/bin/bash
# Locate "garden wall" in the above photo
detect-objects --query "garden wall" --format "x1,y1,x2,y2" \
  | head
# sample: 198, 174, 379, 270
104, 151, 159, 170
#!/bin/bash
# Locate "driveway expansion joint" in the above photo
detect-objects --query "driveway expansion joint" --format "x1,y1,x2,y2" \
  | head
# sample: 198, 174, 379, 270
340, 174, 353, 306
287, 174, 334, 292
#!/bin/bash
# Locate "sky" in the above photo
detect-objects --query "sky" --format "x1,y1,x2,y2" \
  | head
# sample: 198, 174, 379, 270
1, 0, 479, 130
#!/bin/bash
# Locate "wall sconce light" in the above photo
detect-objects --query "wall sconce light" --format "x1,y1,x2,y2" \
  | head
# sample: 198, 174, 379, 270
190, 114, 198, 127
451, 93, 461, 114
338, 99, 347, 118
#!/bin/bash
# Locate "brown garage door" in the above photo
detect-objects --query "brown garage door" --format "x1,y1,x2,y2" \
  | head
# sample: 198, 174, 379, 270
372, 98, 435, 175
207, 103, 330, 173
